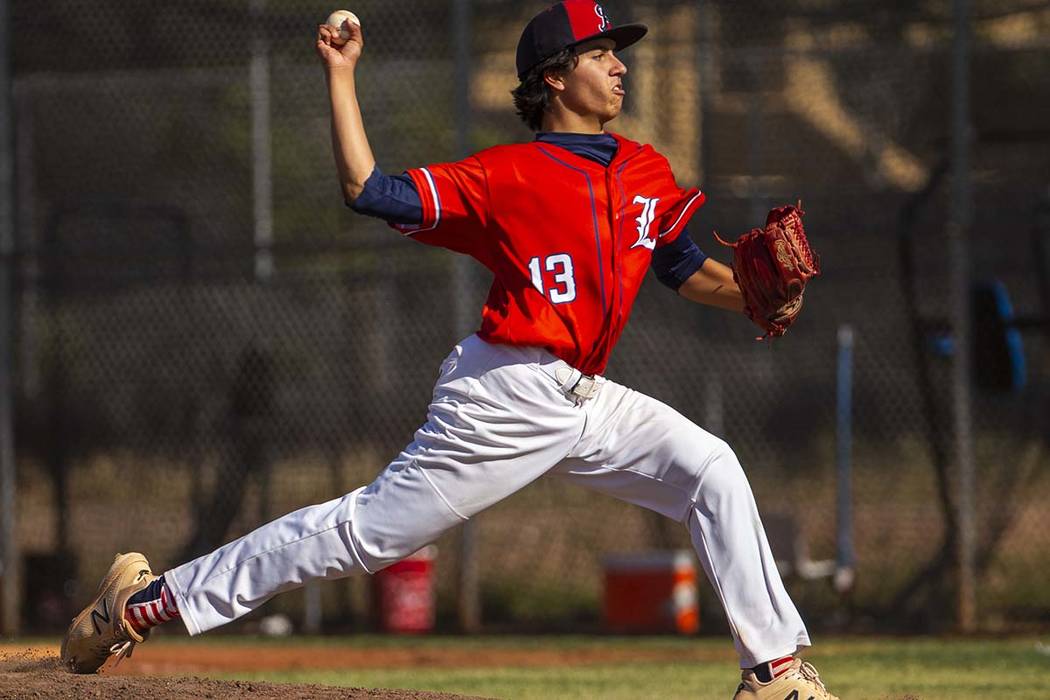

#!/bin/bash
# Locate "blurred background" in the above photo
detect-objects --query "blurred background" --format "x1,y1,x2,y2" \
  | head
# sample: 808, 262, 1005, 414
1, 0, 1048, 639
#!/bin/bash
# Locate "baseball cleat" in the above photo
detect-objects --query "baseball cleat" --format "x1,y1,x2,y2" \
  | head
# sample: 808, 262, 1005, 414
60, 552, 156, 674
733, 658, 839, 700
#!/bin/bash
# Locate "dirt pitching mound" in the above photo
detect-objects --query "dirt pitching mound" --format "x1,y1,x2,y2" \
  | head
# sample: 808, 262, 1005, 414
0, 650, 489, 700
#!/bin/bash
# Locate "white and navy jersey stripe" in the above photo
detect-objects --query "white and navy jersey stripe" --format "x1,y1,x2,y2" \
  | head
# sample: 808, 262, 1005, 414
393, 167, 441, 236
348, 166, 423, 225
659, 190, 706, 239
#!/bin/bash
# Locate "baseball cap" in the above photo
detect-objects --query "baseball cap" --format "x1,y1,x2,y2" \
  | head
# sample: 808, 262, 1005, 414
516, 1, 648, 80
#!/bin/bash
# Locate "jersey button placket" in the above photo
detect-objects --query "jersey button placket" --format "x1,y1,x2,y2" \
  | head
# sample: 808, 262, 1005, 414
601, 168, 620, 362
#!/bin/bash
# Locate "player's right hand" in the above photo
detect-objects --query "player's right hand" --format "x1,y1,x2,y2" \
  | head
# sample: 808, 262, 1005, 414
316, 19, 363, 70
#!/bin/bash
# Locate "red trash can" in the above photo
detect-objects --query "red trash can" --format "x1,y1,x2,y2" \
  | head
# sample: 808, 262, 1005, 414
372, 545, 437, 633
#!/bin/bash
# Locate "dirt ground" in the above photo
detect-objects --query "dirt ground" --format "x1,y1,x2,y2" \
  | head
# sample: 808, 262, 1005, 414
0, 642, 718, 699
0, 646, 494, 700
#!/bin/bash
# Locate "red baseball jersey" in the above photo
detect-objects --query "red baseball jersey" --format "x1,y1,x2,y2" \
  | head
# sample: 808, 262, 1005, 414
395, 132, 705, 375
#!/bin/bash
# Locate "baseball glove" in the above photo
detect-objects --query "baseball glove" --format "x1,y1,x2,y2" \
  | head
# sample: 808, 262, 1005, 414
715, 203, 820, 338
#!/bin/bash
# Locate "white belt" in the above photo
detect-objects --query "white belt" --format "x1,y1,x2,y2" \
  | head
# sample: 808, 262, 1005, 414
554, 366, 604, 401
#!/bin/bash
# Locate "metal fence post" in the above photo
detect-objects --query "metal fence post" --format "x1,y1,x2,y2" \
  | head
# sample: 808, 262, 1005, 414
950, 0, 977, 632
835, 325, 856, 592
0, 0, 20, 638
695, 0, 711, 185
452, 0, 481, 634
251, 0, 274, 282
746, 55, 765, 224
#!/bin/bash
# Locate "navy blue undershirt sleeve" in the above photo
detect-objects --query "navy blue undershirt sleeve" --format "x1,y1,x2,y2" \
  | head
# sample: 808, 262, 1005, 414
348, 166, 423, 225
652, 229, 708, 292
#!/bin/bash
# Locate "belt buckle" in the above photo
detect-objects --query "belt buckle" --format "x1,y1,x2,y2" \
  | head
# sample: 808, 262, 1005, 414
554, 366, 602, 401
571, 374, 601, 400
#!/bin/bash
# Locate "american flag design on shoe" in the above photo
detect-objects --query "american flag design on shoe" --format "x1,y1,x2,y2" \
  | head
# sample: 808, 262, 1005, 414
125, 575, 180, 633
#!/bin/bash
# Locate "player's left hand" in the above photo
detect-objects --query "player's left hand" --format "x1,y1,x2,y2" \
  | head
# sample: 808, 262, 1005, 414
715, 203, 820, 338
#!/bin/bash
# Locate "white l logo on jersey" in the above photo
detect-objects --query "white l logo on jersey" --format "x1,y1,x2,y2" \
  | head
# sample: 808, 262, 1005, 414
630, 195, 660, 250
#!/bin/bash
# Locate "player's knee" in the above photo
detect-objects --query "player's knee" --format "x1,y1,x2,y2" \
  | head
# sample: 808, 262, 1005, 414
348, 521, 434, 574
665, 430, 749, 505
709, 438, 741, 470
351, 539, 403, 574
693, 439, 751, 508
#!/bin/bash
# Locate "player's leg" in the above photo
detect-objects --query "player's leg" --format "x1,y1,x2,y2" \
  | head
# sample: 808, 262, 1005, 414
165, 336, 585, 633
548, 380, 811, 669
63, 336, 586, 671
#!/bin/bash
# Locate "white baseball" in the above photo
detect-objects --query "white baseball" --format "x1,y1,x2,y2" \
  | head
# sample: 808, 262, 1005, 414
326, 10, 361, 41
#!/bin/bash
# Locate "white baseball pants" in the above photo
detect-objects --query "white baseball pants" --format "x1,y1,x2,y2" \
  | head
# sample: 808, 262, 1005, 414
166, 335, 810, 667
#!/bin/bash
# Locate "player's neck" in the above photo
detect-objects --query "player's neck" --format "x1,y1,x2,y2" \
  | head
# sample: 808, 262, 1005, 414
541, 109, 605, 135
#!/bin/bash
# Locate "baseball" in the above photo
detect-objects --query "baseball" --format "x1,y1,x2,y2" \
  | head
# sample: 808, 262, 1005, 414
326, 10, 361, 41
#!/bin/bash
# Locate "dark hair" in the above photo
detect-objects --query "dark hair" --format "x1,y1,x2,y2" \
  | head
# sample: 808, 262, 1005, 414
511, 48, 578, 132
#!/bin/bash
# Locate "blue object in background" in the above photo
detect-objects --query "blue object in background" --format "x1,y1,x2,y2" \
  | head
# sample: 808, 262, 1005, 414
972, 279, 1027, 393
925, 280, 1027, 394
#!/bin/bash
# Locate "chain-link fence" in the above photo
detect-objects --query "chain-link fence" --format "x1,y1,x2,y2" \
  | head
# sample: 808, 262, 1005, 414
2, 0, 1049, 636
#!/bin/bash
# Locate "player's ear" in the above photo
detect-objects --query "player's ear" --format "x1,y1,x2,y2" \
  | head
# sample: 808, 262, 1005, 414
543, 68, 567, 93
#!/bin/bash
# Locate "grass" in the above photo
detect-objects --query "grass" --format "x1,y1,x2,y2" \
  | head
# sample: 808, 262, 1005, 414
142, 634, 1050, 700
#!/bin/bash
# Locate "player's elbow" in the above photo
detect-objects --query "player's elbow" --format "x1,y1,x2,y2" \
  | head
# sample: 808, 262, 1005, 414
343, 180, 366, 206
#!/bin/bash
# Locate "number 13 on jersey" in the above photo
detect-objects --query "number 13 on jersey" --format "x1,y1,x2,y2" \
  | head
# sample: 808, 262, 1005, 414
529, 254, 577, 304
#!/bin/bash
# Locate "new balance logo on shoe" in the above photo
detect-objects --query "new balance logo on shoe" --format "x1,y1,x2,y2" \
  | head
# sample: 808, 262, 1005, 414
62, 552, 155, 673
783, 691, 816, 700
90, 599, 111, 635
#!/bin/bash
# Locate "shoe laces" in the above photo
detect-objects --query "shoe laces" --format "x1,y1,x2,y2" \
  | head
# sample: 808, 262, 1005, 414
798, 661, 828, 694
79, 623, 135, 672
103, 569, 151, 670
108, 639, 137, 668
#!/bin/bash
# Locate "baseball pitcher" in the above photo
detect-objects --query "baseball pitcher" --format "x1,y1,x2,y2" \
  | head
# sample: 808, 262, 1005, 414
62, 3, 831, 698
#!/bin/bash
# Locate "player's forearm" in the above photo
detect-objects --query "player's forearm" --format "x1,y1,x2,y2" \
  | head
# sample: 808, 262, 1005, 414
678, 259, 746, 313
326, 67, 377, 203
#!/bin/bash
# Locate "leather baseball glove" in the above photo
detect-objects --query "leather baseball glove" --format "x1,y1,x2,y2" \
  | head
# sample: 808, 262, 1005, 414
716, 204, 820, 338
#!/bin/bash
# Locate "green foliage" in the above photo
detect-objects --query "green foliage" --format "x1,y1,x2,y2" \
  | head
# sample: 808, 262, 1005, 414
480, 579, 600, 628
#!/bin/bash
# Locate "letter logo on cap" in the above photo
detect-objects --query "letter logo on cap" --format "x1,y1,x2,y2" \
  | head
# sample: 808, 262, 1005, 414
594, 3, 611, 31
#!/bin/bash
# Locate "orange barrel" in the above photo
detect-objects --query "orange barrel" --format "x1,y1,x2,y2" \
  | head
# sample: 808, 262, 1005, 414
373, 545, 437, 633
602, 550, 699, 634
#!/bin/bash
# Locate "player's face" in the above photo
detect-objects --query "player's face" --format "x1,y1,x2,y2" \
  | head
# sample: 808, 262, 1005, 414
560, 39, 627, 126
